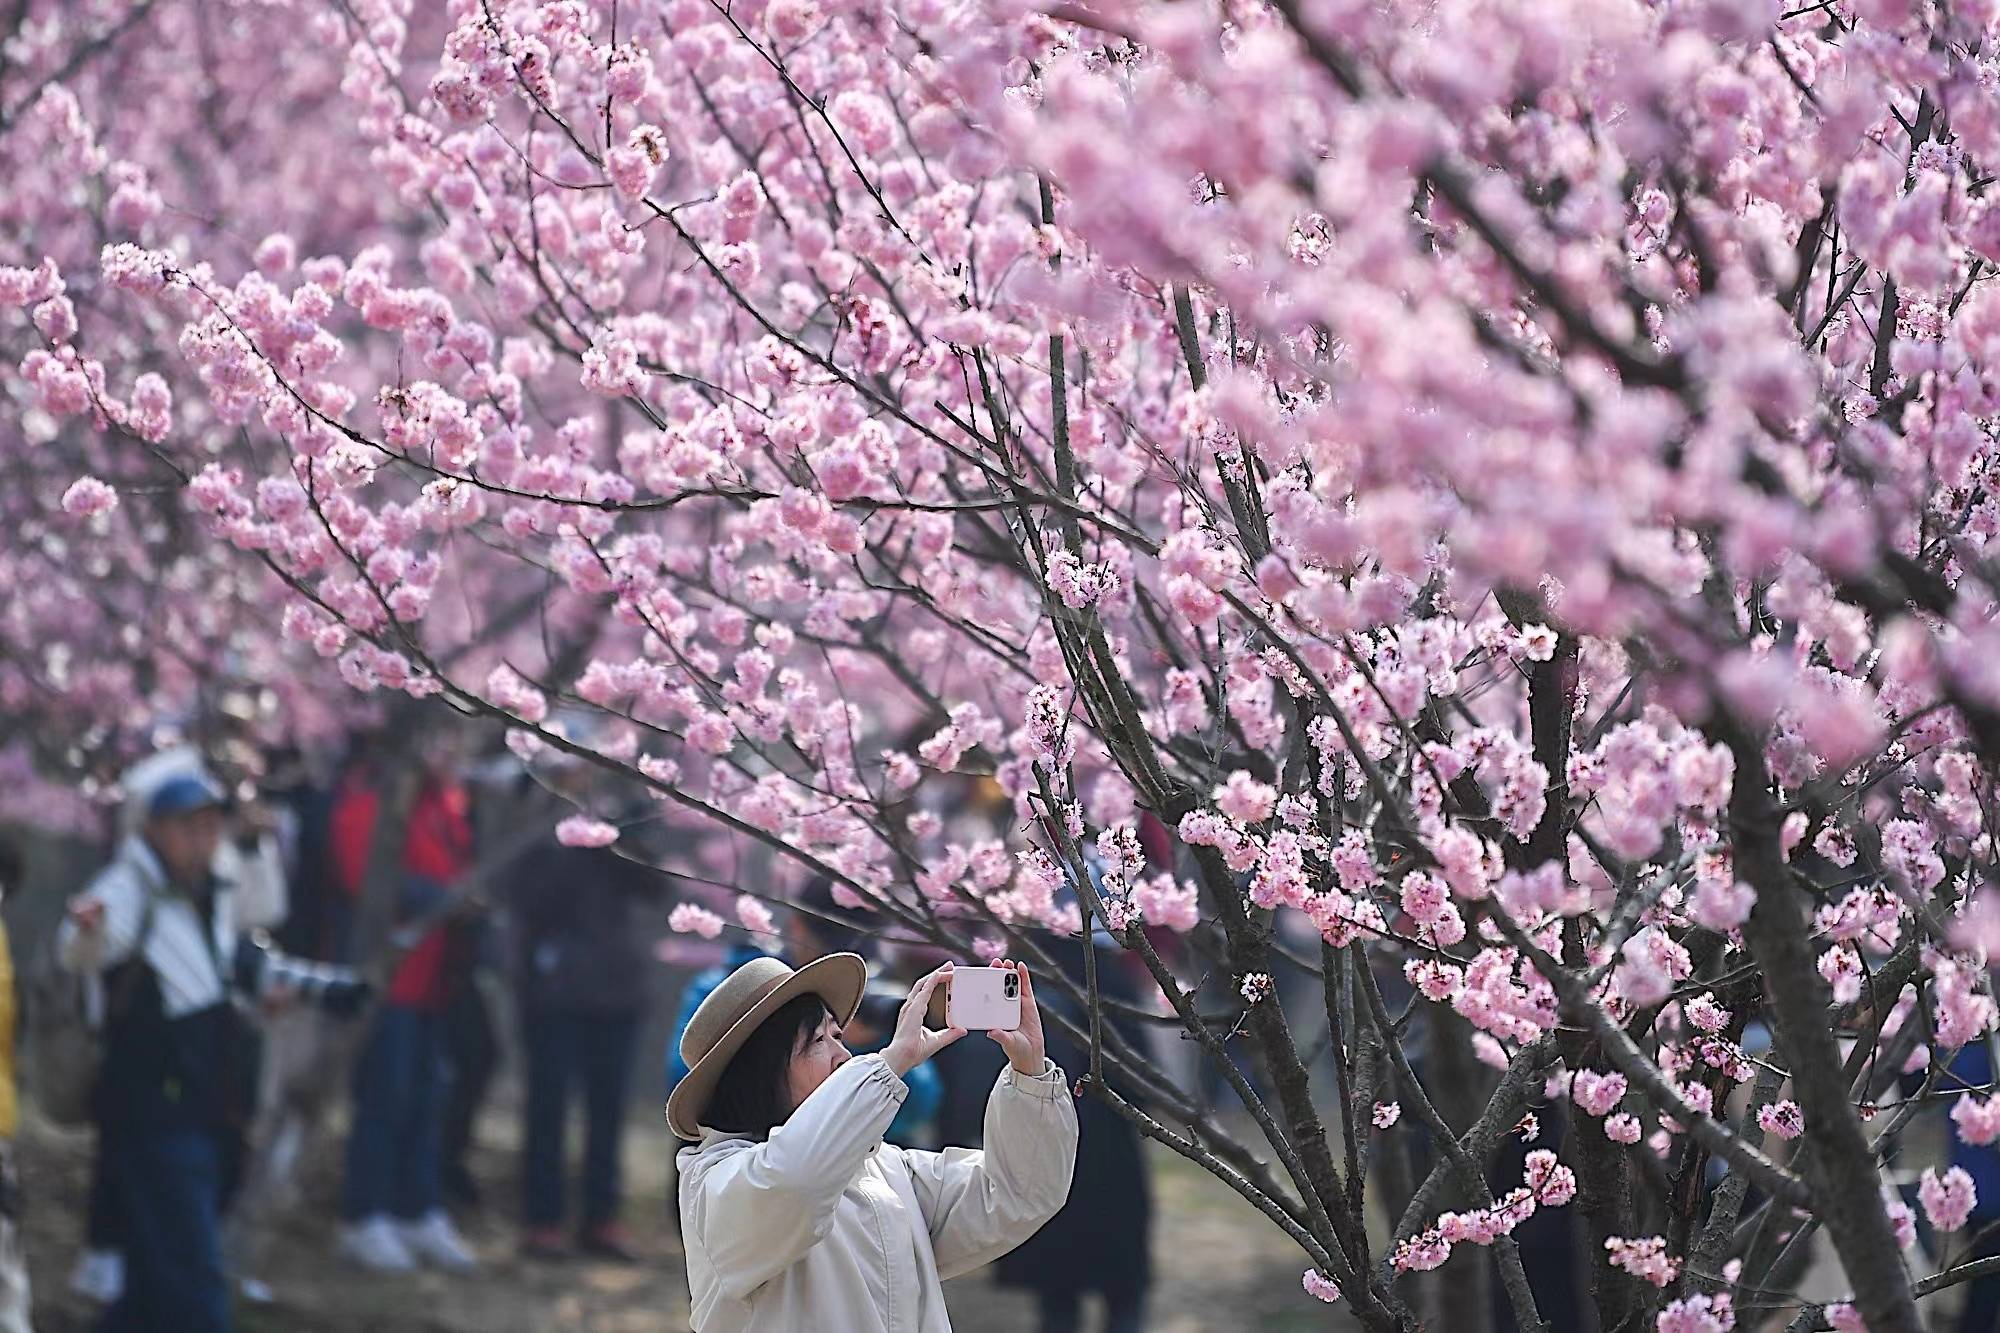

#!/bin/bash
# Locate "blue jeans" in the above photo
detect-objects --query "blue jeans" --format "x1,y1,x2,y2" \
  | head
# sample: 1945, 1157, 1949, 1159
522, 1009, 638, 1229
342, 1003, 444, 1220
101, 1126, 229, 1333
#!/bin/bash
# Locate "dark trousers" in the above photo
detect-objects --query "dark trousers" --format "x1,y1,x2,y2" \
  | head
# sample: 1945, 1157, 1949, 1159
100, 1125, 229, 1333
85, 1143, 121, 1250
440, 982, 499, 1205
521, 1008, 639, 1230
342, 1003, 444, 1221
1037, 1289, 1144, 1333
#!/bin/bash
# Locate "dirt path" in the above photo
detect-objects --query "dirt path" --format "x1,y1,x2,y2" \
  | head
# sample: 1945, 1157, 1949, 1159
19, 1110, 1349, 1332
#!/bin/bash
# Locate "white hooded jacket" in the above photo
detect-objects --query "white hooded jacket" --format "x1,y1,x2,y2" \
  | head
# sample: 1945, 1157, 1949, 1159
678, 1052, 1078, 1332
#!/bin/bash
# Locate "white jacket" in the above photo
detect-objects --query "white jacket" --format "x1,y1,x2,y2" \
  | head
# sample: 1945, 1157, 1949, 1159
58, 838, 238, 1018
678, 1052, 1078, 1332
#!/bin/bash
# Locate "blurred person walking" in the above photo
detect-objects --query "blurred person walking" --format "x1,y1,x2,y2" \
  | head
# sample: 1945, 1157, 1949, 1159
505, 778, 659, 1261
331, 743, 480, 1273
993, 930, 1153, 1333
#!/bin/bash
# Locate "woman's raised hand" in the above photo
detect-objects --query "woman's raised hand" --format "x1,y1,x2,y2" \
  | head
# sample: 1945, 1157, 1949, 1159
881, 963, 965, 1077
987, 959, 1047, 1076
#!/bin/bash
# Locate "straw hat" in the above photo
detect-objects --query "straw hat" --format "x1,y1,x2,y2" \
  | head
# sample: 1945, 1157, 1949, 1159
666, 952, 868, 1141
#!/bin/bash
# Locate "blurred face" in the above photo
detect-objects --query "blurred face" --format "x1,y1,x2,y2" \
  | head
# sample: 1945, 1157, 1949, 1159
146, 807, 224, 885
784, 1008, 850, 1111
784, 914, 828, 964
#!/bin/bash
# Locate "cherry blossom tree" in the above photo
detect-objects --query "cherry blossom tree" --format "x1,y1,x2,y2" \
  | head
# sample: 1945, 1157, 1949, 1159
9, 1, 2000, 1330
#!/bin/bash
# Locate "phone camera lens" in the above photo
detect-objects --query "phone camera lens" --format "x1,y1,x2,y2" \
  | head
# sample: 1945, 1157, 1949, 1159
1004, 974, 1018, 998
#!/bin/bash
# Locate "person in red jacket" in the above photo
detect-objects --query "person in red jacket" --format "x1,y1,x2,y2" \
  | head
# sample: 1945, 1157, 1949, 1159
330, 743, 481, 1274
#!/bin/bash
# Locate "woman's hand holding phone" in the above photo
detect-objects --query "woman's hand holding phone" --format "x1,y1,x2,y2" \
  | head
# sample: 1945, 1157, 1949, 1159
984, 959, 1046, 1076
881, 963, 966, 1078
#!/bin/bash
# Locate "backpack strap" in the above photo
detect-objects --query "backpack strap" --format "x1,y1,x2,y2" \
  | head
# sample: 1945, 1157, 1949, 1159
103, 858, 163, 1022
128, 852, 162, 960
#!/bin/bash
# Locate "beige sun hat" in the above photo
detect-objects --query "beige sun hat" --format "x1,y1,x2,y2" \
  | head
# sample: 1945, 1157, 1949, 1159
666, 952, 868, 1141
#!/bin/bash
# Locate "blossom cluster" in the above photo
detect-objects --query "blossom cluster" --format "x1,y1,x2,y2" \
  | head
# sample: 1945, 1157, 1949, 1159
4, 2, 2000, 1328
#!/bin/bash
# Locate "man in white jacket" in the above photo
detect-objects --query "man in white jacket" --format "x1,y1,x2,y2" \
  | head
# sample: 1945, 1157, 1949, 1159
61, 759, 369, 1330
68, 746, 282, 1306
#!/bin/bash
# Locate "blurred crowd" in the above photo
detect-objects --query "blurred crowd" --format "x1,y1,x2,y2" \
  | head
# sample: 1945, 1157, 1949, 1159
12, 731, 2000, 1332
0, 733, 1164, 1333
3, 726, 669, 1331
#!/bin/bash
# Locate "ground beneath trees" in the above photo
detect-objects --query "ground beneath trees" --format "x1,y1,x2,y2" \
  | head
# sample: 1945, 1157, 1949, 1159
17, 1107, 1350, 1332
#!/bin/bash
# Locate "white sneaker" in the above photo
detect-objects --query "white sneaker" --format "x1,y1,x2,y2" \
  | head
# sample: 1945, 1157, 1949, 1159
68, 1248, 124, 1304
398, 1210, 476, 1272
340, 1216, 417, 1272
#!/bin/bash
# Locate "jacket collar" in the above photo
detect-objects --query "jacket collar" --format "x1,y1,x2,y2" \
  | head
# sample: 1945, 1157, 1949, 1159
120, 835, 169, 888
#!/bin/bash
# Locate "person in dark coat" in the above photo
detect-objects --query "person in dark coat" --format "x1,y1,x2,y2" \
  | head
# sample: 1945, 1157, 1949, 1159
993, 930, 1153, 1333
506, 812, 659, 1260
1943, 1036, 2000, 1332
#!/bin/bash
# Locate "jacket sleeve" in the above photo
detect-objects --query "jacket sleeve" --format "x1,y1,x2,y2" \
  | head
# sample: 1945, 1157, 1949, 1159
56, 862, 146, 975
684, 1053, 908, 1300
901, 1059, 1079, 1279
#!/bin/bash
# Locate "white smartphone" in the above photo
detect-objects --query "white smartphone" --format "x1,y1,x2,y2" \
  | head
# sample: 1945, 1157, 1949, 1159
930, 966, 1022, 1031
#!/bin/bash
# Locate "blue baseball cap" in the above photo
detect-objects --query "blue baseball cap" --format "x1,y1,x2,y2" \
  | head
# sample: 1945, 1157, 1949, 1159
147, 772, 228, 820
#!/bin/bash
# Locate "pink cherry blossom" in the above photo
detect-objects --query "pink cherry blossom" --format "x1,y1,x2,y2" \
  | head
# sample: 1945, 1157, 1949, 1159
1690, 879, 1756, 934
0, 8, 1995, 1330
668, 905, 726, 940
736, 895, 777, 937
1605, 1236, 1679, 1288
1213, 770, 1278, 825
1572, 1070, 1627, 1118
1886, 1197, 1917, 1250
1757, 1101, 1805, 1141
1684, 993, 1730, 1035
1656, 1293, 1735, 1333
1525, 1150, 1576, 1206
1301, 1269, 1341, 1303
555, 816, 620, 848
1954, 1095, 2000, 1147
1919, 1166, 1977, 1233
60, 477, 117, 518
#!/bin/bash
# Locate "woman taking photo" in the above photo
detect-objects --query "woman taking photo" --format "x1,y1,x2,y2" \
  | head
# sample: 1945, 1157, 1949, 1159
669, 952, 1078, 1332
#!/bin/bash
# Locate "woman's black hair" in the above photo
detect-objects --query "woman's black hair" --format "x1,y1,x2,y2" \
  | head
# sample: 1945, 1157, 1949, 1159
703, 993, 830, 1138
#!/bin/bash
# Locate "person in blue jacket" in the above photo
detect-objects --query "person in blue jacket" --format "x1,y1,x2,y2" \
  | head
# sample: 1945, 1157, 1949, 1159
665, 878, 939, 1147
666, 941, 767, 1091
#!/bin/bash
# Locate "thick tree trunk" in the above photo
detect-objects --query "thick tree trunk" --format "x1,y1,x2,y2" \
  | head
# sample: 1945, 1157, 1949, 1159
1425, 1009, 1495, 1333
1729, 738, 1921, 1333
